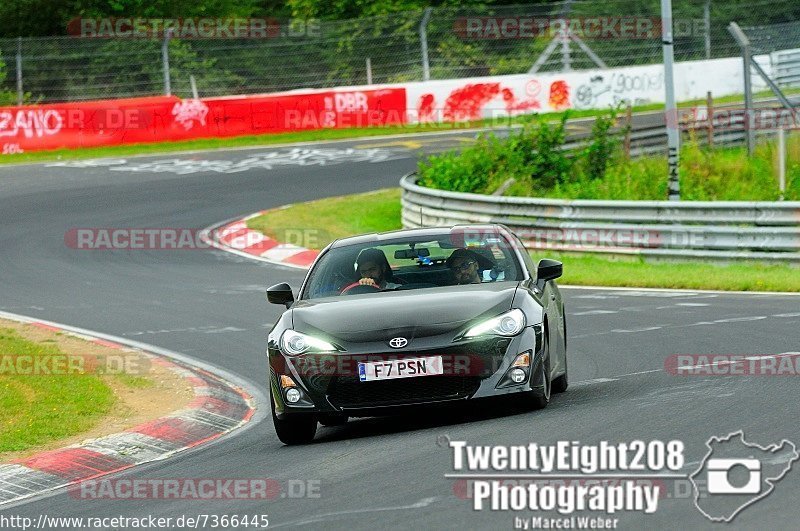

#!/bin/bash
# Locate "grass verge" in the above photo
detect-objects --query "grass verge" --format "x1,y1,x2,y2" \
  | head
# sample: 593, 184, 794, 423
0, 89, 789, 166
247, 188, 402, 245
0, 326, 115, 453
246, 188, 799, 292
0, 320, 192, 460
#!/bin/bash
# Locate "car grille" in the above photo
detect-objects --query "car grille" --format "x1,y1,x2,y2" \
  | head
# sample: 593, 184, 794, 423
328, 375, 481, 409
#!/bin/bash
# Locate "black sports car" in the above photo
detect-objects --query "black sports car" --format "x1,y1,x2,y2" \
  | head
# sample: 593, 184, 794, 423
265, 224, 567, 444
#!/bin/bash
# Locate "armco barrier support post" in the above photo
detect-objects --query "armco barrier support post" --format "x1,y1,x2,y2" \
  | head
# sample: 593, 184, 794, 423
623, 104, 632, 159
706, 92, 714, 148
778, 127, 786, 200
419, 7, 432, 82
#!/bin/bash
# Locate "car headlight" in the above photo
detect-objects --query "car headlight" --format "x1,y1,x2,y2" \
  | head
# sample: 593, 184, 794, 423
464, 309, 526, 338
280, 330, 338, 355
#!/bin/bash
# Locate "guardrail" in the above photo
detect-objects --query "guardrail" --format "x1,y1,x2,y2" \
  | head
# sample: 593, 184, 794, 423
556, 97, 800, 159
773, 48, 800, 88
400, 173, 800, 262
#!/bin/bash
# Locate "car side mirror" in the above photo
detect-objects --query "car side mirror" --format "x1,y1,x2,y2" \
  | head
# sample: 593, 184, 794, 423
536, 259, 563, 288
266, 283, 294, 308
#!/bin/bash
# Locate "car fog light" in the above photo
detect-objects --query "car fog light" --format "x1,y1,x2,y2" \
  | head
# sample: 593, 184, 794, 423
510, 368, 526, 383
285, 388, 301, 403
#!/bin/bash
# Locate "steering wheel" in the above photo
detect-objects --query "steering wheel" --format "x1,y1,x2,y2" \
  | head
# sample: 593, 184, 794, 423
340, 281, 382, 295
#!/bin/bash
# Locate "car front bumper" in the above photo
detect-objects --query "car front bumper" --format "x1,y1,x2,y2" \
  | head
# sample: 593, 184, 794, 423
269, 324, 544, 419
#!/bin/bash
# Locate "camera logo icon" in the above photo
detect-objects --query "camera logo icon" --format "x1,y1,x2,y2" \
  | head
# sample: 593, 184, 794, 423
690, 431, 798, 522
706, 458, 761, 494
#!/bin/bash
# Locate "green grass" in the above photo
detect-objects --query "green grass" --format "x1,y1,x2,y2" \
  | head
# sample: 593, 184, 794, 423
542, 136, 800, 201
247, 188, 401, 248
1, 88, 792, 166
0, 328, 115, 453
541, 252, 800, 292
246, 189, 799, 292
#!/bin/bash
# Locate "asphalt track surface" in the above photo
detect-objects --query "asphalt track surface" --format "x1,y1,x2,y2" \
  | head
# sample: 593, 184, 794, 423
1, 134, 800, 530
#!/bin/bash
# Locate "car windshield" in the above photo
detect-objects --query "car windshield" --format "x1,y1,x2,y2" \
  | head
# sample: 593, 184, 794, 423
301, 229, 525, 300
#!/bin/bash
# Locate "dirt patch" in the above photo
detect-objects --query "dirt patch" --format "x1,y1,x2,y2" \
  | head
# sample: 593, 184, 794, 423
0, 318, 194, 462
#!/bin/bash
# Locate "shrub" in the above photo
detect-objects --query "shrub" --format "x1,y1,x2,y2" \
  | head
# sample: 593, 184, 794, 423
417, 113, 573, 194
582, 105, 623, 181
416, 108, 797, 200
0, 58, 17, 106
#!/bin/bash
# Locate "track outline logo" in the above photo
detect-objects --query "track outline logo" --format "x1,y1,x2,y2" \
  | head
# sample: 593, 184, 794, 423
689, 430, 798, 522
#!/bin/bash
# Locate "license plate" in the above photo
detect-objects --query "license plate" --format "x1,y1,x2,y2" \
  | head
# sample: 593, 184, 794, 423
358, 356, 443, 382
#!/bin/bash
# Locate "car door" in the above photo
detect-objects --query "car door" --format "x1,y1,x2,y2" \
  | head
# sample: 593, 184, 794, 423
509, 232, 565, 373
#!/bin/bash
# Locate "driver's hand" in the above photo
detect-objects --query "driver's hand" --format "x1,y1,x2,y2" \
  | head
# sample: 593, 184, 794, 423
358, 278, 377, 286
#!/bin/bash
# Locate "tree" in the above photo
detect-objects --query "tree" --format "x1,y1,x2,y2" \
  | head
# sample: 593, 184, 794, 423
0, 57, 18, 105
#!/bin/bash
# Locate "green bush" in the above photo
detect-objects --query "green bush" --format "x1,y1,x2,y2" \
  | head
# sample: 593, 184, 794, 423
582, 105, 622, 181
417, 113, 573, 194
417, 108, 800, 201
0, 58, 17, 106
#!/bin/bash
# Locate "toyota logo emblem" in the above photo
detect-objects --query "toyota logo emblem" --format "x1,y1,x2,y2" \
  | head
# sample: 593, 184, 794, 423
389, 337, 408, 349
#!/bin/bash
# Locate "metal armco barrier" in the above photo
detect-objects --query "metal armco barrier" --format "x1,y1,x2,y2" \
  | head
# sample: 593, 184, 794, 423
400, 173, 800, 262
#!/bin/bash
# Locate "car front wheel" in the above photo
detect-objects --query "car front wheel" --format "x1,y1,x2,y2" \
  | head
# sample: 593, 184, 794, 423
271, 395, 317, 445
522, 333, 551, 410
552, 349, 568, 393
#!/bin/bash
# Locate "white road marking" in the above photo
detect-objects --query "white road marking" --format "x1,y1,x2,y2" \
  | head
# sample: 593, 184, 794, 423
712, 316, 767, 323
268, 496, 441, 528
124, 325, 247, 336
572, 310, 619, 316
570, 377, 618, 387
48, 148, 404, 175
611, 326, 663, 333
201, 326, 247, 334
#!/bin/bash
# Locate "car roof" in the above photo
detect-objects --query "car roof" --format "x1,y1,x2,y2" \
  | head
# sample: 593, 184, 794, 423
327, 224, 514, 249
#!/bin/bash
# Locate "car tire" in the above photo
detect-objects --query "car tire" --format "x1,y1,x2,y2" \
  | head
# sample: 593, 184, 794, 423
271, 395, 317, 445
552, 348, 568, 394
523, 334, 551, 410
319, 414, 349, 427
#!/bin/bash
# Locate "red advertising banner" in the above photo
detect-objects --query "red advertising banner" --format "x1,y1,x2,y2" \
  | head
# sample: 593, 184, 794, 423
0, 88, 406, 154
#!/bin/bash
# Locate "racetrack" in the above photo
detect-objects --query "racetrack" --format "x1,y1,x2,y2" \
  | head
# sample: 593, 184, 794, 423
1, 136, 799, 529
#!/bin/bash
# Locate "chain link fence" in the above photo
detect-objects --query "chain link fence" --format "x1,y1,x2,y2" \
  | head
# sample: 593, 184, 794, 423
740, 20, 800, 88
1, 0, 800, 104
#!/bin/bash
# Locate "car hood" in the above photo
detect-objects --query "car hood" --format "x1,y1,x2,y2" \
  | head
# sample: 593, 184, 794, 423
291, 283, 519, 343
